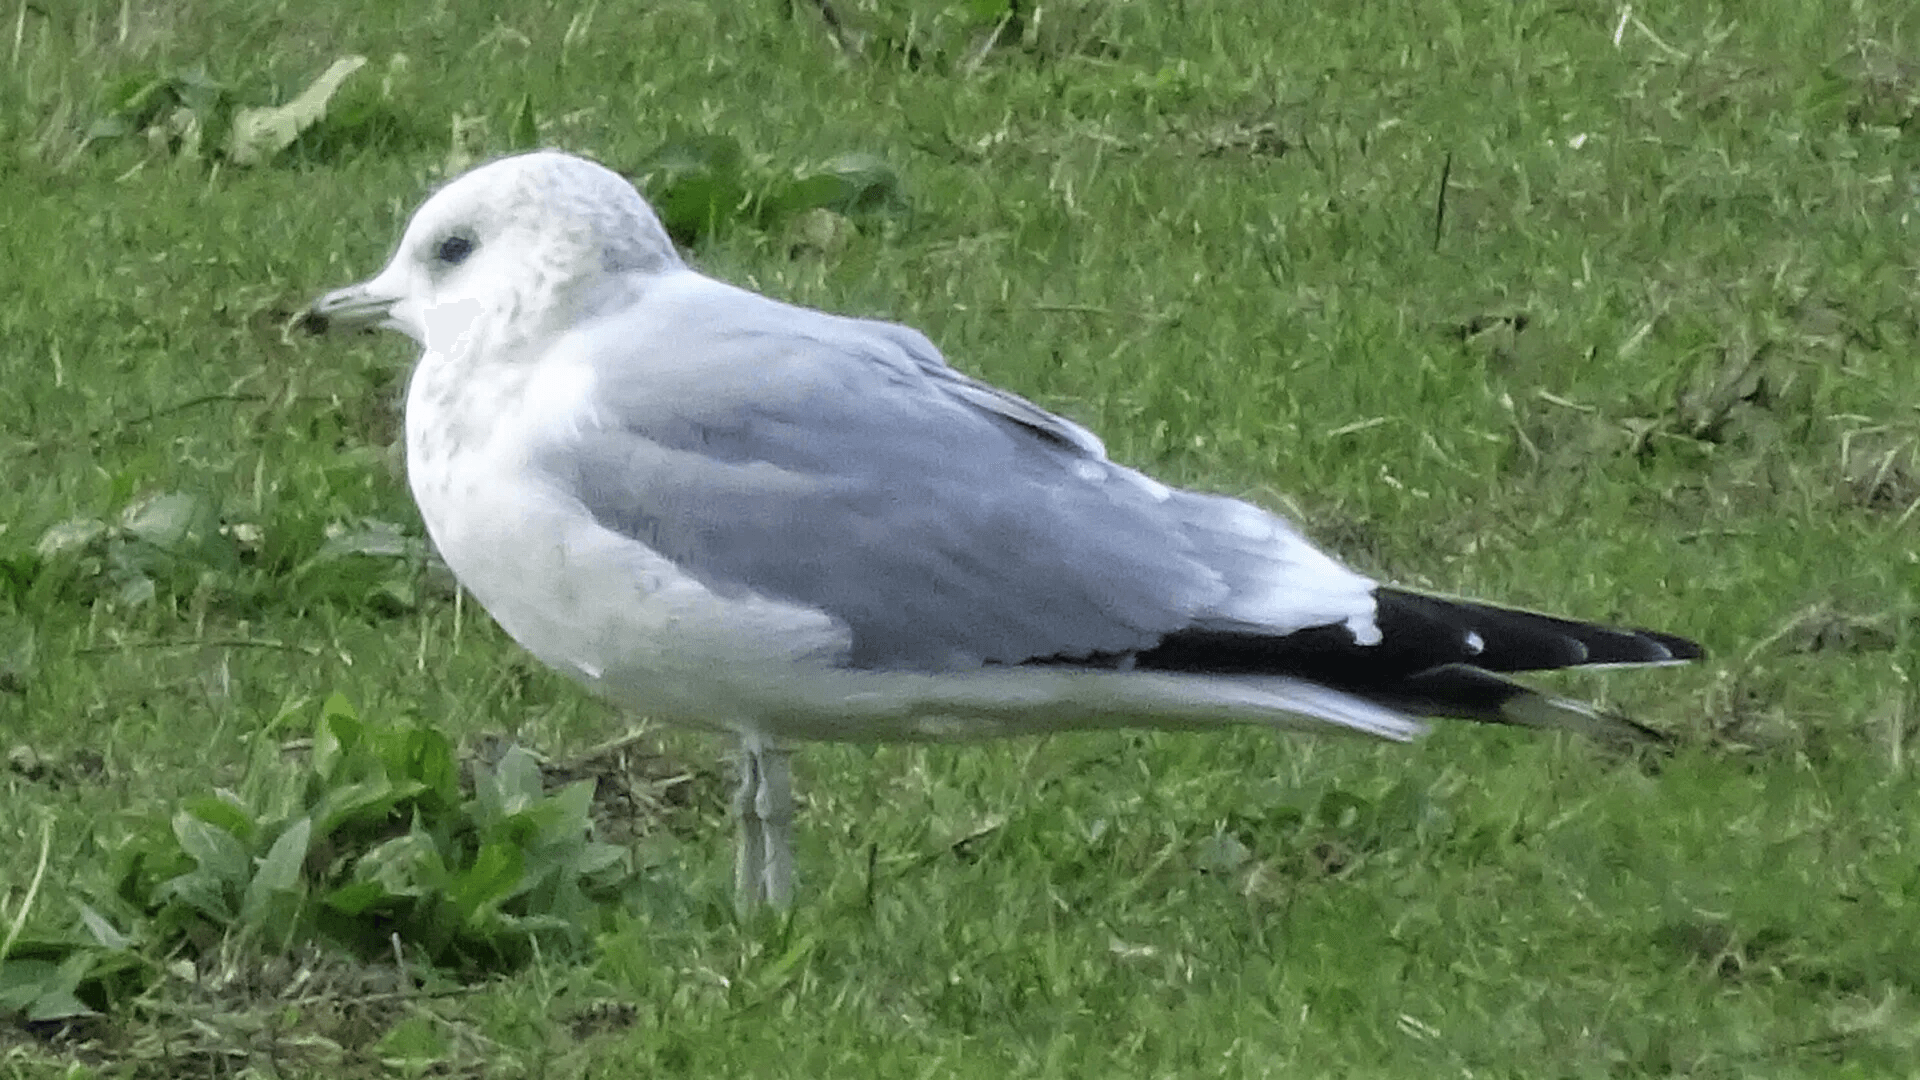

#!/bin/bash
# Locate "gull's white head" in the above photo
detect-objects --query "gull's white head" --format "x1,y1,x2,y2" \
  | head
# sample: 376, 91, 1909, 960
303, 150, 681, 357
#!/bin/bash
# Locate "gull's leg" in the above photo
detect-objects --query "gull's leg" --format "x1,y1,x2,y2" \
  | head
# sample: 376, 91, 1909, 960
754, 743, 795, 910
733, 739, 766, 912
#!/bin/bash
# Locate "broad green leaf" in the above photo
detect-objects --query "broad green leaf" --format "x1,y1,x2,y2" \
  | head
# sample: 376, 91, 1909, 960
34, 518, 106, 558
766, 172, 848, 218
538, 779, 596, 845
76, 904, 132, 951
118, 491, 216, 551
768, 154, 901, 221
26, 988, 95, 1022
314, 694, 363, 781
478, 746, 544, 822
572, 842, 628, 881
171, 812, 249, 883
353, 828, 449, 898
85, 113, 135, 140
254, 817, 311, 893
320, 692, 361, 727
389, 728, 459, 808
0, 553, 40, 609
654, 171, 751, 242
312, 778, 414, 840
152, 869, 233, 922
647, 132, 745, 180
1193, 831, 1251, 873
372, 576, 417, 614
1316, 789, 1372, 828
375, 1013, 453, 1065
449, 843, 524, 921
85, 72, 207, 142
321, 879, 390, 916
26, 950, 104, 1021
170, 67, 226, 114
241, 816, 312, 928
0, 959, 57, 1010
817, 153, 902, 211
642, 132, 750, 241
183, 793, 256, 845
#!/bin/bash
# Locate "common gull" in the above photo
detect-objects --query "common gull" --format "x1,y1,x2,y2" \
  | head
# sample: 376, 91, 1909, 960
304, 150, 1700, 910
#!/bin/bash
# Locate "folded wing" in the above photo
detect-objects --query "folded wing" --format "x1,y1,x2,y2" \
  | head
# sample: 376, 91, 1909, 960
538, 273, 1380, 673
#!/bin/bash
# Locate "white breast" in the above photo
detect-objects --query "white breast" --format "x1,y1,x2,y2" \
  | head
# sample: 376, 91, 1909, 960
402, 348, 851, 732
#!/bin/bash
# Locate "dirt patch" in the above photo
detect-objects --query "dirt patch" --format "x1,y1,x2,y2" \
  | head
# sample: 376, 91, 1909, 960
548, 730, 730, 846
5, 744, 106, 789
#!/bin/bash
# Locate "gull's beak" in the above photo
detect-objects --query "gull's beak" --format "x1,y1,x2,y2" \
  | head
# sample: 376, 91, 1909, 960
298, 279, 402, 336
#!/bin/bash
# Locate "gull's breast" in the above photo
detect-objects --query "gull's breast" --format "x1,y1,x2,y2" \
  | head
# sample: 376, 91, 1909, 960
401, 350, 851, 731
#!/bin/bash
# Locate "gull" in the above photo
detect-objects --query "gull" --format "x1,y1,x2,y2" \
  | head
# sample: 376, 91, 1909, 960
303, 150, 1700, 910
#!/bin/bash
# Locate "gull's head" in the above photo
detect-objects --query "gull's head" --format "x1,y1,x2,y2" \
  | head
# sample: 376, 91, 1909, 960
302, 150, 680, 356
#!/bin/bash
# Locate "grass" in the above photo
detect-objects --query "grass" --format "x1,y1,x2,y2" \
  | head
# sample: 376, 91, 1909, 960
2, 0, 1918, 1074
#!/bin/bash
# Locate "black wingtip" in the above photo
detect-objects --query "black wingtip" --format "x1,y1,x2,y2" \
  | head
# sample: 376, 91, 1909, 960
1636, 627, 1704, 663
1374, 588, 1702, 673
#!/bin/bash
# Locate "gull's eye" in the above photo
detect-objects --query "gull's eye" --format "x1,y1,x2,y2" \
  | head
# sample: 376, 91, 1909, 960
436, 234, 475, 265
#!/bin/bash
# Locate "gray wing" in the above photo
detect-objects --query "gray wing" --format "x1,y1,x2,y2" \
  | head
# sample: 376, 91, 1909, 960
538, 275, 1375, 672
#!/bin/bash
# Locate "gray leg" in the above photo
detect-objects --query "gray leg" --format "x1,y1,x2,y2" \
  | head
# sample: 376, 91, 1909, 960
755, 744, 795, 910
733, 742, 765, 912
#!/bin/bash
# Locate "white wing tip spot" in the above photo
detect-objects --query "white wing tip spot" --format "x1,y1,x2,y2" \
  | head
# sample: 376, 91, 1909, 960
1464, 630, 1485, 655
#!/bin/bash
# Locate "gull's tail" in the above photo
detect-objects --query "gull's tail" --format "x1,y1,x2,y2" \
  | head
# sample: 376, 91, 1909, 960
1132, 587, 1701, 743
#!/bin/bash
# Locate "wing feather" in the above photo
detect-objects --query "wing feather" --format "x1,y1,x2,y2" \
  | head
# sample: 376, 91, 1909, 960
536, 272, 1378, 671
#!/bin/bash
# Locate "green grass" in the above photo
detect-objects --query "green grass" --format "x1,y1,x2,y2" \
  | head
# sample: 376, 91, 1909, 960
3, 0, 1919, 1074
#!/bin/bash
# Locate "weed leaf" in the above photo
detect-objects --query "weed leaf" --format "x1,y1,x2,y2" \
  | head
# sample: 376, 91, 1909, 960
227, 55, 368, 166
